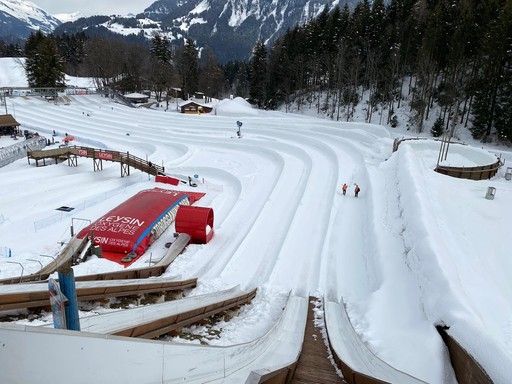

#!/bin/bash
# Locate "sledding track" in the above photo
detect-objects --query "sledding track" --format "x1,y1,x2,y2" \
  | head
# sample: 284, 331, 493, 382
0, 233, 191, 285
0, 95, 448, 383
0, 276, 197, 311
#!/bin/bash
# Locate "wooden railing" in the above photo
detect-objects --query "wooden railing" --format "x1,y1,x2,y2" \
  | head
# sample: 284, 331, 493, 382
27, 145, 165, 176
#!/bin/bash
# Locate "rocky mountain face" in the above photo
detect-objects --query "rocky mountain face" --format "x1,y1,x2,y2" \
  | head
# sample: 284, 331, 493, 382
3, 0, 360, 62
0, 0, 61, 41
142, 0, 347, 62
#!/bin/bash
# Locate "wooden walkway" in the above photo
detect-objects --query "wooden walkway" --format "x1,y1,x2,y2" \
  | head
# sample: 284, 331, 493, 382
291, 298, 346, 384
27, 145, 165, 177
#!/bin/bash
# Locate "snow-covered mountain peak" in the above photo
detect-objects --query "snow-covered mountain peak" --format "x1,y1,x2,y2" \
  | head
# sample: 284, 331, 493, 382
0, 0, 61, 35
54, 11, 84, 23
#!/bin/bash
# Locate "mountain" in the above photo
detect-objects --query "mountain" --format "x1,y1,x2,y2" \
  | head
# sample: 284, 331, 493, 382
143, 0, 347, 62
54, 11, 84, 23
1, 0, 360, 63
54, 0, 359, 63
0, 0, 61, 40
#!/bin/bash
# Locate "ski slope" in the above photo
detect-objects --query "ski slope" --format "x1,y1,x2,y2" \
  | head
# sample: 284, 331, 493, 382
1, 94, 512, 383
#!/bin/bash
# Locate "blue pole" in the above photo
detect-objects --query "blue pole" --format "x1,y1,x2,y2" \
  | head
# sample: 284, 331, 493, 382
58, 266, 80, 331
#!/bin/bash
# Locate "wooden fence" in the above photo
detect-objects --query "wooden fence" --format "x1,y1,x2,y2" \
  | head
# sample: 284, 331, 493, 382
434, 160, 501, 181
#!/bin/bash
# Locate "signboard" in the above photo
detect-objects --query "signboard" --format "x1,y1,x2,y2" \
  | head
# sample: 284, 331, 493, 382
77, 149, 88, 156
98, 152, 113, 160
48, 278, 66, 329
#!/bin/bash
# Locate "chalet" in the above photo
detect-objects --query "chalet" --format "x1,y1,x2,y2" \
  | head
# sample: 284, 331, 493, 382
0, 114, 20, 136
179, 100, 213, 114
124, 93, 149, 104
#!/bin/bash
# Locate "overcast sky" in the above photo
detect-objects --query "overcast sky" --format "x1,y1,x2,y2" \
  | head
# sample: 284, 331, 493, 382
34, 0, 156, 17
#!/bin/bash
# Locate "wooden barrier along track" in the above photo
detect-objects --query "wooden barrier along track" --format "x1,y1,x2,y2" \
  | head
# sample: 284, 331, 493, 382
64, 286, 257, 339
0, 276, 197, 311
437, 326, 493, 384
325, 298, 427, 384
0, 237, 89, 285
27, 145, 165, 177
0, 234, 190, 285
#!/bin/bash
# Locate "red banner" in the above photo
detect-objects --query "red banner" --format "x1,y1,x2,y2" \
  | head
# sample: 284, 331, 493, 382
98, 152, 113, 160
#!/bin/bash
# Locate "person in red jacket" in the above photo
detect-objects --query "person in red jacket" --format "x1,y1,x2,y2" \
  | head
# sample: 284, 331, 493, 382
354, 184, 360, 197
342, 183, 348, 195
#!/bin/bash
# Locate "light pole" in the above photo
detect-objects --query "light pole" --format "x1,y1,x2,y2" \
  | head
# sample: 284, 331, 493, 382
2, 88, 7, 115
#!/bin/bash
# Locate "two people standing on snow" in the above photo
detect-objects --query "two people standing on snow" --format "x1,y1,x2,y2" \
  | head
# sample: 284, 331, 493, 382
341, 183, 360, 197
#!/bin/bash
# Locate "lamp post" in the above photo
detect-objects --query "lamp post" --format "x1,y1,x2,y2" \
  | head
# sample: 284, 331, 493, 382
2, 88, 7, 115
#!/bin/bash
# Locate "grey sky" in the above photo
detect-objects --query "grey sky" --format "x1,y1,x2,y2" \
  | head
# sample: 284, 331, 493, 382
34, 0, 156, 17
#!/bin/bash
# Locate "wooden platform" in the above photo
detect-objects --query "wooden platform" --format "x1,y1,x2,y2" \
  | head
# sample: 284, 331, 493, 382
291, 298, 346, 384
27, 145, 165, 176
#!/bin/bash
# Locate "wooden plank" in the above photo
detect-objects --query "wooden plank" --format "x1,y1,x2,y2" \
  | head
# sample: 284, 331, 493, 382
290, 298, 344, 384
114, 288, 258, 340
0, 277, 197, 310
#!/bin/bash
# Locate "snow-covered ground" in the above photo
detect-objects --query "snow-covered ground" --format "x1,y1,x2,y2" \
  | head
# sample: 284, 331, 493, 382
1, 61, 512, 383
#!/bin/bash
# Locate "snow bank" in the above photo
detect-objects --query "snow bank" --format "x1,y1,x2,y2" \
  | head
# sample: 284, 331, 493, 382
215, 97, 260, 117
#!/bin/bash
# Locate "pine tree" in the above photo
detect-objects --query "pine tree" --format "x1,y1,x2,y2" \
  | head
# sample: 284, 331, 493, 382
150, 34, 171, 64
471, 0, 512, 141
431, 117, 444, 137
25, 31, 65, 89
175, 38, 199, 98
249, 41, 268, 108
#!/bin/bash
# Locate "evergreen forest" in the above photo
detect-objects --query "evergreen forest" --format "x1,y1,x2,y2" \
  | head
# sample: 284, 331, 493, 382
1, 0, 511, 143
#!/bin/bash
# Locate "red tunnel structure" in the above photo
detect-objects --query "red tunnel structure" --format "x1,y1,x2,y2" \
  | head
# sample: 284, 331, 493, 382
175, 206, 214, 244
76, 188, 205, 265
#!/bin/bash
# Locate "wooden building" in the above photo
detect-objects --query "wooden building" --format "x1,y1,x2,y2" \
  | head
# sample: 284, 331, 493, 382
179, 100, 213, 114
0, 114, 20, 136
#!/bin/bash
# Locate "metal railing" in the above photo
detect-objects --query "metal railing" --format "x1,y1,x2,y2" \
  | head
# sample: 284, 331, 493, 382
0, 136, 47, 168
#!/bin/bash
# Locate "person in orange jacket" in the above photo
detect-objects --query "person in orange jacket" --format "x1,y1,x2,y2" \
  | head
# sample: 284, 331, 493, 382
354, 184, 360, 197
342, 183, 348, 195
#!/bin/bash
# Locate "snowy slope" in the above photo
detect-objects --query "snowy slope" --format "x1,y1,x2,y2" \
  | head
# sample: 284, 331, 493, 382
0, 0, 60, 37
1, 60, 512, 383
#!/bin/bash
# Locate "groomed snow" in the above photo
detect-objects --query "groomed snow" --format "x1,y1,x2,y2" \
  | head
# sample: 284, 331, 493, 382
1, 63, 512, 383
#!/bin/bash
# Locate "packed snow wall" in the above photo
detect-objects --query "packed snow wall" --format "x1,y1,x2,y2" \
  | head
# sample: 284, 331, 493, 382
77, 188, 204, 257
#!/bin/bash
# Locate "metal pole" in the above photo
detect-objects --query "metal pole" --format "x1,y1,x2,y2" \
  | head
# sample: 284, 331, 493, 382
436, 133, 446, 169
58, 266, 80, 331
3, 89, 7, 115
444, 131, 452, 161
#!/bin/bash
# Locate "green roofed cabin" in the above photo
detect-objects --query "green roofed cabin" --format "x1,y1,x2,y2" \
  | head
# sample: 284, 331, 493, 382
0, 114, 20, 136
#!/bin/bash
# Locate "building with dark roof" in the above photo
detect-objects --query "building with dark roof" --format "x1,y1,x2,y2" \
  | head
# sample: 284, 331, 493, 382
0, 114, 20, 136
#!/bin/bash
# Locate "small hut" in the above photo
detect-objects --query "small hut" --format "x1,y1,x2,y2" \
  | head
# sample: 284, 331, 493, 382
179, 100, 213, 114
0, 114, 20, 136
124, 93, 149, 104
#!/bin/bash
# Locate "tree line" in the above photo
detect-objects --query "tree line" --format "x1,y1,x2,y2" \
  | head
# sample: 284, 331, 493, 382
1, 0, 510, 143
247, 0, 512, 143
1, 30, 234, 102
